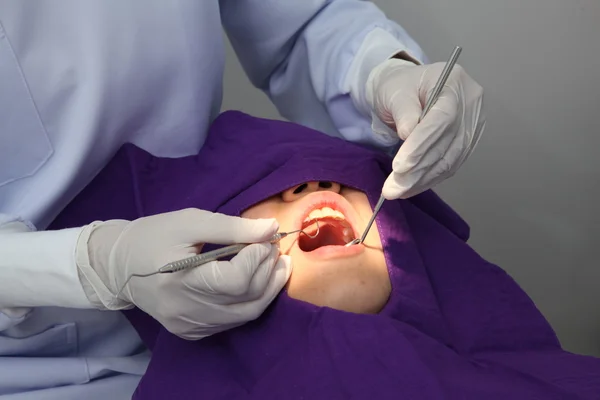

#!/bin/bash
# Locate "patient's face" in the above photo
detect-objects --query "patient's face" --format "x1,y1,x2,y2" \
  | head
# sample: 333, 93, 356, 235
241, 182, 390, 314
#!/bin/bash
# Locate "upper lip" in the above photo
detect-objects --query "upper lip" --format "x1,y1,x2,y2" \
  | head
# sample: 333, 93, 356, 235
293, 192, 361, 239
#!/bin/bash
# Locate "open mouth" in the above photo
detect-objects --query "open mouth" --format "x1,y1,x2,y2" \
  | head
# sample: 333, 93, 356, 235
298, 207, 357, 252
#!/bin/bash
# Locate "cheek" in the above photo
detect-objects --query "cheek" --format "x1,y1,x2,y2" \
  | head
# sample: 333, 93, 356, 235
343, 193, 383, 250
344, 192, 373, 220
241, 203, 297, 254
241, 207, 265, 219
363, 222, 383, 252
241, 201, 283, 221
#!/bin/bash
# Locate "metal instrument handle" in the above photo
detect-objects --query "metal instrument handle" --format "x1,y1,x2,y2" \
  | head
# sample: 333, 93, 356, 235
159, 243, 249, 273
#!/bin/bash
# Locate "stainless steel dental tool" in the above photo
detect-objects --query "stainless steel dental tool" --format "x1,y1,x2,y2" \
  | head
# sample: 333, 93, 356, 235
115, 220, 320, 299
346, 46, 463, 247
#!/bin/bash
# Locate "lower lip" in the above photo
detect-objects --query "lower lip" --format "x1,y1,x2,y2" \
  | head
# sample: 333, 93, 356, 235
301, 243, 364, 260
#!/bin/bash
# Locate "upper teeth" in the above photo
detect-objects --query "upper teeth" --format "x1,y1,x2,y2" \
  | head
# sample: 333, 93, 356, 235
304, 207, 346, 222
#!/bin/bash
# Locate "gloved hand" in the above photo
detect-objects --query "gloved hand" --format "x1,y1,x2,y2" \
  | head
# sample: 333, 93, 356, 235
366, 58, 486, 199
75, 209, 292, 340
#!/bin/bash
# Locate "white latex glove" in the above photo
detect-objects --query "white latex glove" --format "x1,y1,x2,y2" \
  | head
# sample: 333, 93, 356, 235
75, 209, 292, 340
366, 58, 486, 199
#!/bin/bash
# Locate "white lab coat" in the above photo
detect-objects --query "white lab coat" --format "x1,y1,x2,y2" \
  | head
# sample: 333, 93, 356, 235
0, 0, 424, 397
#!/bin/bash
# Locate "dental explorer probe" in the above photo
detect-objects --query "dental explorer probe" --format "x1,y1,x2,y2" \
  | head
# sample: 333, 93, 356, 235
346, 46, 463, 247
115, 220, 320, 298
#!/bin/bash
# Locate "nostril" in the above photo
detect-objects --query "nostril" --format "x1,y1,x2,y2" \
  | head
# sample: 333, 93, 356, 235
319, 181, 332, 188
293, 183, 308, 194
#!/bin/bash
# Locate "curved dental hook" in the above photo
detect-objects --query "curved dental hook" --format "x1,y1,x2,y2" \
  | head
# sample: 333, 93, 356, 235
299, 219, 320, 239
273, 219, 320, 242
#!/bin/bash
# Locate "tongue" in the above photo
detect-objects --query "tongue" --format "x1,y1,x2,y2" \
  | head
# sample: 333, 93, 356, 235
299, 219, 352, 252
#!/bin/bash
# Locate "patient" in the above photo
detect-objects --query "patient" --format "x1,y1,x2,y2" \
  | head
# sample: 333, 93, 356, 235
50, 111, 600, 400
242, 182, 390, 314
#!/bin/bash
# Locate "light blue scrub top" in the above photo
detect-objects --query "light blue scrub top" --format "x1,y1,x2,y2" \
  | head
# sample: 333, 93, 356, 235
0, 1, 424, 398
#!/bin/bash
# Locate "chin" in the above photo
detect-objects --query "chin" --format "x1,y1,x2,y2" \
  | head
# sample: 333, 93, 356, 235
285, 272, 389, 314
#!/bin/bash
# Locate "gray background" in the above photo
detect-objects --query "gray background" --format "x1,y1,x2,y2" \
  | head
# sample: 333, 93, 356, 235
221, 0, 600, 356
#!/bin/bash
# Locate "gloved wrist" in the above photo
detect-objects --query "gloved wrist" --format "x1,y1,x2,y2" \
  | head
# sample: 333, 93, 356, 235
365, 58, 417, 144
346, 28, 420, 119
75, 220, 133, 310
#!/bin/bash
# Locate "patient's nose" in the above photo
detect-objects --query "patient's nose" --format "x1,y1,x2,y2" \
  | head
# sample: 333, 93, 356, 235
282, 181, 341, 202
